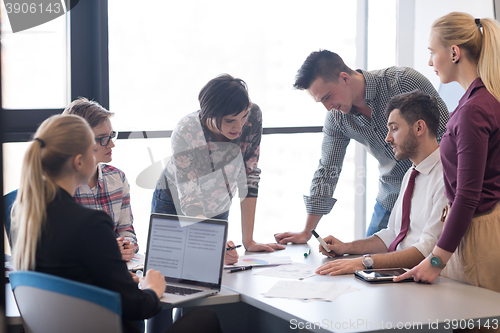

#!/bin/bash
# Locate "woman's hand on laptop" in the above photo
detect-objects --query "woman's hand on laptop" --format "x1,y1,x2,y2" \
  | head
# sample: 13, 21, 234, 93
130, 271, 140, 284
140, 269, 167, 299
225, 241, 239, 265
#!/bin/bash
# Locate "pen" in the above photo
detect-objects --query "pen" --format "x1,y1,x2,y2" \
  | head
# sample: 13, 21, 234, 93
311, 229, 331, 253
228, 266, 253, 273
225, 244, 242, 251
304, 249, 311, 257
129, 264, 144, 273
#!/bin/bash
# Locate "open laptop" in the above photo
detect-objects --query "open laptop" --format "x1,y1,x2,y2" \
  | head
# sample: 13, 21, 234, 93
144, 213, 228, 305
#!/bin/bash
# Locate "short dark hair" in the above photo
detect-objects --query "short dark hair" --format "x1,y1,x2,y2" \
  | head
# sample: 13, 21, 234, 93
199, 74, 250, 131
63, 97, 113, 128
385, 91, 440, 138
293, 50, 353, 90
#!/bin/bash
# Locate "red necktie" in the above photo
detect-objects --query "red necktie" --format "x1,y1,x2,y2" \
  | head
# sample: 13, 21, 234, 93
388, 168, 419, 252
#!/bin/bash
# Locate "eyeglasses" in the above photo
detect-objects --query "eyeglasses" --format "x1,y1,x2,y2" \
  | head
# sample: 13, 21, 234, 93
95, 131, 117, 146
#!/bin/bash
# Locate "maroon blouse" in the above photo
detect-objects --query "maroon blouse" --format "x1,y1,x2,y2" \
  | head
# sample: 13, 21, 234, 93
438, 78, 500, 252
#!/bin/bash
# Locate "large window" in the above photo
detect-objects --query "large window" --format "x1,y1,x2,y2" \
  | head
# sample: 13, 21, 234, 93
365, 0, 397, 229
1, 3, 69, 193
106, 133, 358, 252
108, 1, 357, 130
1, 3, 68, 109
108, 0, 359, 246
367, 0, 397, 71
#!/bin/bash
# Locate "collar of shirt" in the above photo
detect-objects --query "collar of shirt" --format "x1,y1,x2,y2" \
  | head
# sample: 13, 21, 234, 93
96, 163, 105, 189
463, 77, 484, 100
359, 69, 378, 104
349, 69, 376, 118
413, 147, 441, 176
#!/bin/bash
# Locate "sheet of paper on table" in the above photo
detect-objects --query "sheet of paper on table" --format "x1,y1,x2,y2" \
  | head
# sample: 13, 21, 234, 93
253, 263, 317, 280
127, 253, 145, 271
263, 280, 360, 302
225, 254, 292, 268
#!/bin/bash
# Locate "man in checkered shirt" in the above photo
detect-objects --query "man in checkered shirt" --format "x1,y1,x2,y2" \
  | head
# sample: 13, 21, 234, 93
275, 50, 449, 244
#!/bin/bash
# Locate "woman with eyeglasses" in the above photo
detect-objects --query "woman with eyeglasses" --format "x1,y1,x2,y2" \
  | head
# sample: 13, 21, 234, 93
63, 98, 138, 262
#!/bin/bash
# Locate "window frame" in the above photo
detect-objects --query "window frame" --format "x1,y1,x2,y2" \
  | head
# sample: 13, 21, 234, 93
2, 0, 110, 142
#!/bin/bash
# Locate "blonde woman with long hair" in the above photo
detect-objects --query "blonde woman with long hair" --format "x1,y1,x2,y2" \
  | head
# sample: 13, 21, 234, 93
10, 115, 221, 333
397, 12, 500, 294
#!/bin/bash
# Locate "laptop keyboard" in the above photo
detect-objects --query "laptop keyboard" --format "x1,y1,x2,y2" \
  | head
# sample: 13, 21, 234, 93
165, 285, 203, 296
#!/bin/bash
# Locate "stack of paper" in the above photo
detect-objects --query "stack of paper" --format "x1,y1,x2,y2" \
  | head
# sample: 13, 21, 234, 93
263, 280, 359, 302
226, 254, 292, 268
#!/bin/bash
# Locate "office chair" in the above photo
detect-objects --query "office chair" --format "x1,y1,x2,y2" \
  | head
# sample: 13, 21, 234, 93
4, 189, 17, 244
10, 271, 123, 333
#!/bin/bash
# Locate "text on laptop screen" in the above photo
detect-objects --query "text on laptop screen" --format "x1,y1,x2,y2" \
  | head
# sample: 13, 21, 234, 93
146, 217, 225, 285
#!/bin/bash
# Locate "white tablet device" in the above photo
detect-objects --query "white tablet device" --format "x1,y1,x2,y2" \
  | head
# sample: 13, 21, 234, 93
354, 268, 414, 283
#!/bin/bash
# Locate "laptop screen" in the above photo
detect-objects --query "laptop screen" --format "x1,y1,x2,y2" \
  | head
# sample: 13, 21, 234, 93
145, 214, 227, 287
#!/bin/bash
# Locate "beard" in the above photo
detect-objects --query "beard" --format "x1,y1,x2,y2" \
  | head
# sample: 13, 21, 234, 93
394, 132, 418, 161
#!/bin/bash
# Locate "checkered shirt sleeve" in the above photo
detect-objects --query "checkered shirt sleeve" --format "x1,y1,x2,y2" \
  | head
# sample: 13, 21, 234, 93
74, 164, 139, 251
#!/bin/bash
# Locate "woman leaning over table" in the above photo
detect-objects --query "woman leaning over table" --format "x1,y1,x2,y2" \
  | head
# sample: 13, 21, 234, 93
10, 115, 221, 333
397, 12, 500, 293
152, 74, 285, 253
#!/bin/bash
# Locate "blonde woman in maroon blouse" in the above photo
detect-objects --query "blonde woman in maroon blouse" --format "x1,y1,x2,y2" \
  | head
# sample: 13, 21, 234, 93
397, 12, 500, 292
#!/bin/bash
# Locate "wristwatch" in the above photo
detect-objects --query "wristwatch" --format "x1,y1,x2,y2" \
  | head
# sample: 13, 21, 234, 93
428, 253, 446, 269
362, 254, 374, 269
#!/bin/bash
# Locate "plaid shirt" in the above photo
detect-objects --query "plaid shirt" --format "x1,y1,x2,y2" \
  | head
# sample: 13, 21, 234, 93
304, 67, 449, 215
75, 164, 138, 251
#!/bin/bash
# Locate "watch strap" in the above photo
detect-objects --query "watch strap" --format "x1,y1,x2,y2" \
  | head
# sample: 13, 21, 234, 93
362, 254, 374, 269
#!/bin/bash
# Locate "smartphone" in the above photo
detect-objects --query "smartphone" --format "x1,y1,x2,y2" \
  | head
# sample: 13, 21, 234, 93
354, 268, 413, 283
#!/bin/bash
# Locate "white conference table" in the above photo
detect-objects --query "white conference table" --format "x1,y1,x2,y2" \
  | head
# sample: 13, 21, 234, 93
212, 244, 500, 333
7, 244, 500, 333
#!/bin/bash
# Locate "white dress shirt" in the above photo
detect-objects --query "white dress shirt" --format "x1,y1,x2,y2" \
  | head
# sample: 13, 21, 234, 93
375, 148, 447, 256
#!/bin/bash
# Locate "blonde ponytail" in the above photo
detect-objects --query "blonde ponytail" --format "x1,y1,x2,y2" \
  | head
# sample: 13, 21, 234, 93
11, 141, 56, 271
432, 12, 500, 102
477, 18, 500, 102
11, 115, 93, 271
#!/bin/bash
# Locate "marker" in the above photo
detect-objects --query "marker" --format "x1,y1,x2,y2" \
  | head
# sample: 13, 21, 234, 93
228, 266, 253, 273
311, 229, 331, 253
304, 249, 311, 257
225, 245, 242, 251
